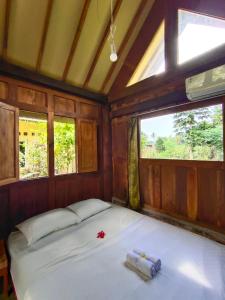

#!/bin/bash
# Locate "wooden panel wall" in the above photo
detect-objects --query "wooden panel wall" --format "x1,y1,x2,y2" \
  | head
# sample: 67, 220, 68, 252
0, 75, 111, 238
112, 110, 225, 233
139, 159, 225, 230
112, 116, 129, 203
0, 103, 19, 186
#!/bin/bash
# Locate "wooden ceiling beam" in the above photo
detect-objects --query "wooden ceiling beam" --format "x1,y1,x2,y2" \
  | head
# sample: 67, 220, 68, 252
83, 0, 123, 88
101, 0, 148, 92
62, 0, 91, 81
108, 0, 165, 97
0, 60, 107, 103
2, 0, 11, 58
36, 0, 54, 71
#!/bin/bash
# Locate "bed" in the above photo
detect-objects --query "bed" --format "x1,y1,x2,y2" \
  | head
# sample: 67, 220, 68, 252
8, 204, 225, 300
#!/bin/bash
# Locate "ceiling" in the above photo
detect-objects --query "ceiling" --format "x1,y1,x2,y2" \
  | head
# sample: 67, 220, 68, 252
0, 0, 155, 95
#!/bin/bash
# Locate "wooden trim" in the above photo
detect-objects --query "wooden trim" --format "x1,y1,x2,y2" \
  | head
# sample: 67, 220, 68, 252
0, 60, 107, 103
139, 97, 224, 120
48, 111, 54, 178
2, 0, 11, 58
165, 0, 178, 71
101, 0, 147, 92
83, 0, 123, 87
108, 0, 165, 95
62, 0, 91, 80
110, 42, 225, 103
140, 158, 224, 169
36, 0, 54, 71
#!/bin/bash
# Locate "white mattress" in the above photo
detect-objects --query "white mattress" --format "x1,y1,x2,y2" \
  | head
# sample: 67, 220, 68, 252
8, 205, 225, 300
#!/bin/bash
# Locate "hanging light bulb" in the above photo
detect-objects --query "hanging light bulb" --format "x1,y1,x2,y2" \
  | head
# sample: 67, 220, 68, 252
110, 43, 117, 62
108, 0, 118, 63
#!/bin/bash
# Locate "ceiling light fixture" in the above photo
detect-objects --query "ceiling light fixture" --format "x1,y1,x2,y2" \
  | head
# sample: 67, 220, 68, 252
109, 0, 118, 62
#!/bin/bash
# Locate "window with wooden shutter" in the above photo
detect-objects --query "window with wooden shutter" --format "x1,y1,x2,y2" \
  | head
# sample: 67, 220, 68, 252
77, 119, 98, 173
0, 102, 19, 186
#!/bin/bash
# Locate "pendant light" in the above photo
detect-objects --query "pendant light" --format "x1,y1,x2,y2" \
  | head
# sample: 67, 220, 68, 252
108, 0, 118, 62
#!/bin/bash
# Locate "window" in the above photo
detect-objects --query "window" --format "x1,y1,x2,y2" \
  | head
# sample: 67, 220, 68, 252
127, 21, 165, 86
19, 111, 48, 179
54, 117, 76, 175
178, 10, 225, 64
140, 104, 223, 161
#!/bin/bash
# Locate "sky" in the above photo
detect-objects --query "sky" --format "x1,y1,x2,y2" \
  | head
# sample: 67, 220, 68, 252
141, 114, 174, 140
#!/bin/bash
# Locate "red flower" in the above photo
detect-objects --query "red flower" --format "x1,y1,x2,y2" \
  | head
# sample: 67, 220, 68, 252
97, 230, 106, 239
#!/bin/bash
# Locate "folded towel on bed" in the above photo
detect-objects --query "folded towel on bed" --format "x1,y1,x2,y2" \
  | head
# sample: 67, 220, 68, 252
125, 251, 157, 280
133, 248, 161, 272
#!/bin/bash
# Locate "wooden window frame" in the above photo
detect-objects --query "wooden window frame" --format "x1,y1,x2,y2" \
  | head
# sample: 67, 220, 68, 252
53, 115, 77, 176
138, 97, 225, 167
0, 102, 19, 186
18, 110, 49, 181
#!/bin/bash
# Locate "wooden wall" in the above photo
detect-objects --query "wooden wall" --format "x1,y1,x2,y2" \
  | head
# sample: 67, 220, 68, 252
139, 159, 225, 230
0, 76, 111, 238
111, 102, 225, 233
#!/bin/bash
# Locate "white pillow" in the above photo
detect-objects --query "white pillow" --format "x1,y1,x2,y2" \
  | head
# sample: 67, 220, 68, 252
67, 199, 112, 221
16, 208, 81, 245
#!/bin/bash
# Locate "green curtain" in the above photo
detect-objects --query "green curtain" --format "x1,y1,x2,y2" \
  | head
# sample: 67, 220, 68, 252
128, 117, 140, 210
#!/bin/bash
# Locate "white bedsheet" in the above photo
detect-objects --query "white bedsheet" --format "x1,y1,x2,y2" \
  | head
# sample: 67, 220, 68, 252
8, 205, 225, 300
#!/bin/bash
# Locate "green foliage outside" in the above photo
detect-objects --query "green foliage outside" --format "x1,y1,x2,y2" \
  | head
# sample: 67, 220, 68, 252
141, 105, 223, 161
19, 120, 48, 179
54, 120, 75, 175
19, 117, 76, 179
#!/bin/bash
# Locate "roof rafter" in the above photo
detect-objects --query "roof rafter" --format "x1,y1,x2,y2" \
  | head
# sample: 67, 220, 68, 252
101, 0, 147, 92
83, 0, 123, 88
62, 0, 91, 81
2, 0, 11, 58
36, 0, 54, 71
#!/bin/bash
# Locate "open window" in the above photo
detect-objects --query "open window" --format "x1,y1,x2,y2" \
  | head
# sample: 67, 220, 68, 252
54, 116, 76, 175
19, 111, 48, 179
178, 9, 225, 64
140, 103, 223, 161
127, 21, 165, 86
0, 102, 19, 186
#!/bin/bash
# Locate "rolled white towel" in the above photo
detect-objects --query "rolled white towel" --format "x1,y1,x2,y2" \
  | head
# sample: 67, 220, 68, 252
126, 251, 157, 279
133, 248, 161, 272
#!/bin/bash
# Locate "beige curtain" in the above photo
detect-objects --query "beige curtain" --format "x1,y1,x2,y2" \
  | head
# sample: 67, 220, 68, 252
128, 117, 140, 210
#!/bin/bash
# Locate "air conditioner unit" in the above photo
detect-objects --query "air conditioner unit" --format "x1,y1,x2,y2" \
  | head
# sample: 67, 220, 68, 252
185, 65, 225, 101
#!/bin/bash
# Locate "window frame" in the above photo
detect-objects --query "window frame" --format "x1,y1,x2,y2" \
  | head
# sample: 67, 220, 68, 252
19, 110, 49, 180
177, 8, 225, 65
138, 97, 225, 165
53, 115, 77, 176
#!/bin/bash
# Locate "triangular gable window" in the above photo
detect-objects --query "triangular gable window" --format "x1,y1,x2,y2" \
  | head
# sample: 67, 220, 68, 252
178, 10, 225, 64
127, 21, 165, 86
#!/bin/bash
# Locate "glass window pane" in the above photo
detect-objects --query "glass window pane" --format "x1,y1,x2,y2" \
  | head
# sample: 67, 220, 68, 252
178, 10, 225, 64
140, 104, 223, 161
19, 111, 48, 179
127, 21, 165, 86
54, 116, 76, 175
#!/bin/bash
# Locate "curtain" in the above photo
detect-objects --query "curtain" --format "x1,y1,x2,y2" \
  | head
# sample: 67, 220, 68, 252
128, 117, 140, 210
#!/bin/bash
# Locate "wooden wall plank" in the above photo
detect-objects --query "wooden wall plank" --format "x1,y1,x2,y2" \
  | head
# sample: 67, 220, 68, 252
175, 167, 187, 217
54, 96, 76, 115
197, 168, 218, 226
187, 167, 198, 220
78, 119, 98, 173
17, 86, 47, 108
161, 165, 176, 213
112, 117, 128, 203
79, 102, 99, 119
0, 81, 8, 100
